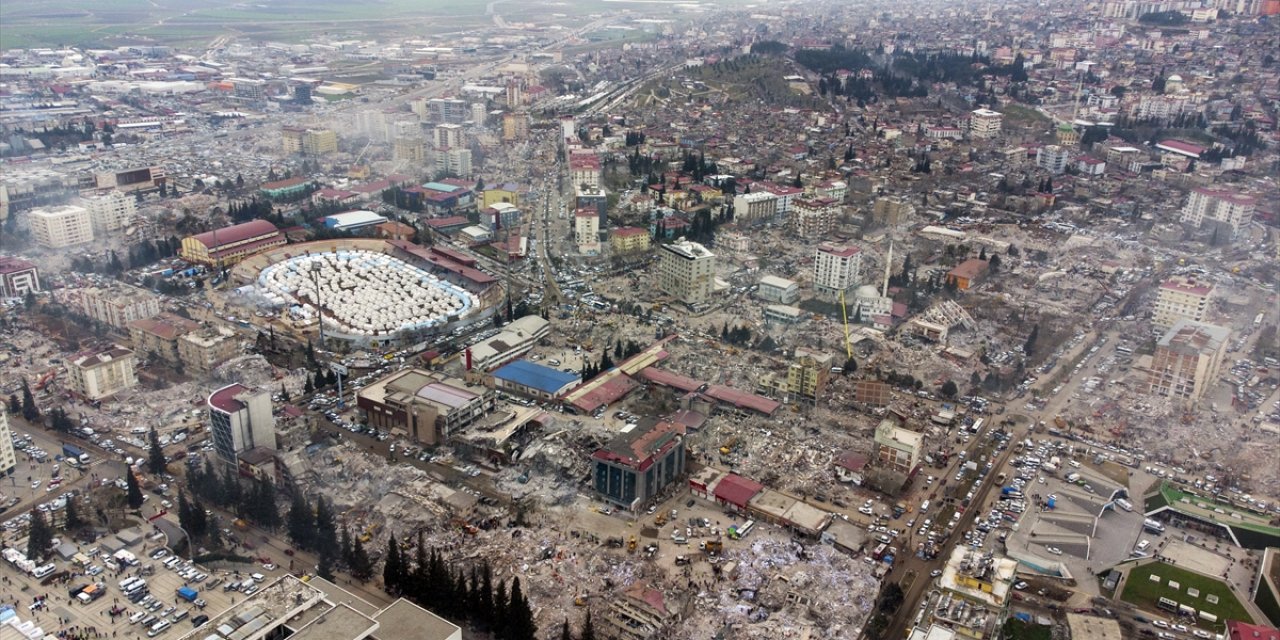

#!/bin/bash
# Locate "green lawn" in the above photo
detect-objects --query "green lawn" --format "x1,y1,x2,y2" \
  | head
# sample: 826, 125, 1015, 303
1002, 618, 1053, 640
1121, 562, 1248, 631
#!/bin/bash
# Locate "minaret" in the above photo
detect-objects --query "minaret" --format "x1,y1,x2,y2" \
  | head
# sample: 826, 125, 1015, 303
882, 241, 893, 298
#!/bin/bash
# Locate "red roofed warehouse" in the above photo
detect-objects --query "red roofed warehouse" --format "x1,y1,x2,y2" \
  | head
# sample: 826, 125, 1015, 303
946, 258, 990, 291
593, 420, 686, 511
181, 219, 285, 266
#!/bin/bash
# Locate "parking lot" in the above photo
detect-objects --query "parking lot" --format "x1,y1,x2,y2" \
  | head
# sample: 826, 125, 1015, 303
1, 533, 285, 639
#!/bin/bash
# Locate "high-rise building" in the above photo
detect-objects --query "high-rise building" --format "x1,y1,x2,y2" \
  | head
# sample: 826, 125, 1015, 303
1180, 188, 1257, 236
872, 196, 915, 227
470, 102, 488, 126
229, 78, 266, 103
574, 209, 600, 254
0, 256, 40, 298
1036, 145, 1070, 174
428, 98, 467, 124
282, 128, 337, 155
969, 108, 1003, 139
657, 239, 716, 306
433, 148, 472, 179
569, 152, 602, 190
81, 191, 137, 234
433, 123, 464, 148
592, 420, 686, 511
813, 244, 861, 301
1153, 276, 1213, 331
787, 347, 834, 405
1146, 319, 1229, 406
732, 192, 778, 225
69, 346, 138, 401
0, 412, 16, 479
207, 383, 275, 467
502, 112, 530, 141
29, 204, 94, 248
302, 129, 337, 155
790, 196, 839, 239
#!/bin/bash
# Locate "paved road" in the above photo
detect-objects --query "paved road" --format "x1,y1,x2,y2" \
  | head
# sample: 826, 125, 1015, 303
880, 422, 1022, 639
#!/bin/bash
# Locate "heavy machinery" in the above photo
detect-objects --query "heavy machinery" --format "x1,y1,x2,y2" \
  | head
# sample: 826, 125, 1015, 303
702, 539, 723, 555
627, 535, 637, 553
654, 513, 667, 527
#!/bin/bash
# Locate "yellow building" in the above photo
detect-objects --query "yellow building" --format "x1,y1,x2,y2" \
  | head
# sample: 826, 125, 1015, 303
482, 187, 523, 208
180, 219, 284, 266
611, 227, 651, 254
302, 129, 337, 155
284, 127, 338, 155
502, 112, 530, 141
787, 347, 834, 404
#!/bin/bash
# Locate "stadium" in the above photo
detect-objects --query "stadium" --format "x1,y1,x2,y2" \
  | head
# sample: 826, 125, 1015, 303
229, 239, 503, 347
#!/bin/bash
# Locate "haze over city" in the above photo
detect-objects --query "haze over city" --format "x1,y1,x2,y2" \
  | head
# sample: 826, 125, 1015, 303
0, 1, 1278, 640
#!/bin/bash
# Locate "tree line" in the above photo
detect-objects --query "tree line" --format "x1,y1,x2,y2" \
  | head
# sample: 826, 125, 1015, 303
383, 533, 539, 640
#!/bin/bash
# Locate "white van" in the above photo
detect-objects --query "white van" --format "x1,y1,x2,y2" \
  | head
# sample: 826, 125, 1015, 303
1137, 539, 1151, 551
920, 500, 931, 513
129, 611, 147, 625
147, 620, 170, 637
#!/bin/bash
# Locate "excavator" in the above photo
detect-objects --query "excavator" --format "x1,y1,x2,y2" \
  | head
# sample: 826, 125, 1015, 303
627, 535, 637, 553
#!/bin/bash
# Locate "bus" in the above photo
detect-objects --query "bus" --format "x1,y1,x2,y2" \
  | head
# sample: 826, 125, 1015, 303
970, 418, 985, 434
1157, 597, 1178, 613
728, 520, 756, 540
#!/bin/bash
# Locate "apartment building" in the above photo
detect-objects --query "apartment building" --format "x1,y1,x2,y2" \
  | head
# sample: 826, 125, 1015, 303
178, 327, 240, 374
610, 227, 651, 254
69, 346, 138, 401
1180, 188, 1257, 236
433, 148, 473, 179
813, 244, 862, 302
874, 417, 923, 475
128, 312, 202, 365
30, 204, 94, 248
657, 239, 716, 306
569, 152, 602, 190
787, 347, 834, 405
433, 123, 464, 148
757, 275, 799, 304
574, 209, 600, 254
0, 412, 16, 478
1153, 276, 1213, 331
872, 196, 915, 227
74, 284, 161, 330
208, 383, 275, 467
502, 112, 530, 141
1036, 145, 1070, 174
790, 196, 839, 239
81, 191, 137, 234
1146, 319, 1229, 407
733, 191, 778, 225
969, 108, 1003, 139
0, 256, 41, 298
427, 98, 467, 124
752, 182, 803, 216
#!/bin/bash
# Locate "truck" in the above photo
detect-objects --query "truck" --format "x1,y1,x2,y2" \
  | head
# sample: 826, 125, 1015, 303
77, 583, 105, 603
176, 586, 198, 603
62, 443, 90, 465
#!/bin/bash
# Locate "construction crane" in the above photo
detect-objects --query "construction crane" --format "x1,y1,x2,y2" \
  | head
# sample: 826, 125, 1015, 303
838, 289, 853, 359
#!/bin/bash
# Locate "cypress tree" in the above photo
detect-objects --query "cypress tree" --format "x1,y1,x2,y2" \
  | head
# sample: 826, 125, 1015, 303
126, 471, 143, 509
580, 609, 596, 640
383, 535, 403, 594
493, 579, 509, 640
350, 535, 373, 582
26, 508, 53, 560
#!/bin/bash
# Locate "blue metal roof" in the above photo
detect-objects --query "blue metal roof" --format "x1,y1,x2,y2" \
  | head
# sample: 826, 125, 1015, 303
493, 360, 580, 395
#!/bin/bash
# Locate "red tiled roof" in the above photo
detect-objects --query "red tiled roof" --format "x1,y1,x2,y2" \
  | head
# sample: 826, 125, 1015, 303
948, 258, 989, 280
0, 256, 38, 274
1227, 621, 1280, 640
702, 385, 780, 415
612, 226, 648, 238
260, 177, 308, 191
714, 474, 763, 508
638, 367, 703, 393
191, 219, 280, 250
